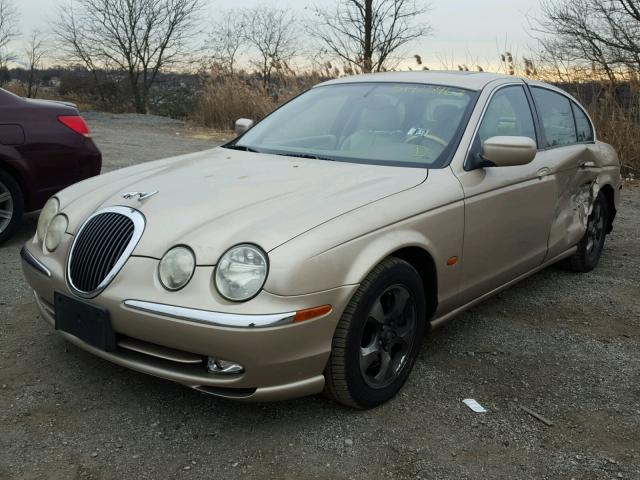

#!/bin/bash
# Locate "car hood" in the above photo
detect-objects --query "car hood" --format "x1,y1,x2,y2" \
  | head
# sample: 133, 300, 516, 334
63, 148, 427, 264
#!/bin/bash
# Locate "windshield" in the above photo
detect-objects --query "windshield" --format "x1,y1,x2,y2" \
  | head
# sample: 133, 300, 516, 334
230, 82, 477, 168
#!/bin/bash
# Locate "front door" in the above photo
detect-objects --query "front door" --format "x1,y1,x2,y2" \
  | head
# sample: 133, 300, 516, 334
454, 84, 556, 304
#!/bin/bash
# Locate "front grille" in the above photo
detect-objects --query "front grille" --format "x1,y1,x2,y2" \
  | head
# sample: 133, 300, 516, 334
68, 207, 145, 296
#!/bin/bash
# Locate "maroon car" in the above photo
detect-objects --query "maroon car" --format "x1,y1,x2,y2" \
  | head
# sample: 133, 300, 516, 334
0, 88, 101, 243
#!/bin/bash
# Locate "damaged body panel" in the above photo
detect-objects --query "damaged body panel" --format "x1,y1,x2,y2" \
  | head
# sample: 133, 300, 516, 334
542, 127, 620, 261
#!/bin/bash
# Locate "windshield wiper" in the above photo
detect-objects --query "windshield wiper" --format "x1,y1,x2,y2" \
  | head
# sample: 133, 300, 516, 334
223, 144, 260, 152
274, 152, 337, 162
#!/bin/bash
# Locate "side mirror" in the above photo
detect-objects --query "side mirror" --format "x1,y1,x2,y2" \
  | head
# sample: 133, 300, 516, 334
480, 136, 537, 167
234, 118, 254, 136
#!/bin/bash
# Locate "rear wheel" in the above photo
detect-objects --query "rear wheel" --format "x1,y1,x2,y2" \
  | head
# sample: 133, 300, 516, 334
324, 257, 426, 408
562, 191, 608, 272
0, 170, 23, 245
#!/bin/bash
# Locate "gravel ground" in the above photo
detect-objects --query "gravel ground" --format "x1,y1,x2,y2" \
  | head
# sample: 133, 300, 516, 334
1, 112, 639, 479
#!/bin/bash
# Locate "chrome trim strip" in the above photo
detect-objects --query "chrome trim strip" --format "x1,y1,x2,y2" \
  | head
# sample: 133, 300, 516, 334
123, 299, 295, 328
67, 206, 146, 299
20, 246, 51, 277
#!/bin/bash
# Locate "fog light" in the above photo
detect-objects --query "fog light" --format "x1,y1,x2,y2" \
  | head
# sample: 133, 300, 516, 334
207, 357, 244, 375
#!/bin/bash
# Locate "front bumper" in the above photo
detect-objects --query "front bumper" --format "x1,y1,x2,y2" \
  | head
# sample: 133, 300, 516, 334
21, 242, 357, 401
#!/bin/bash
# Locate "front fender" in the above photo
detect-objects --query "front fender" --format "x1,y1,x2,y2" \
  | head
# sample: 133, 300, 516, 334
265, 169, 465, 313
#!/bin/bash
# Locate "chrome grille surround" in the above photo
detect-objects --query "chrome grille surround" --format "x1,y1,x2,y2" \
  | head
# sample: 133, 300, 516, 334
67, 206, 145, 298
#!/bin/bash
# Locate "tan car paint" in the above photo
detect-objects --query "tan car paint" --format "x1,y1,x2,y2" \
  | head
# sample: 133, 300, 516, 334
59, 149, 428, 264
22, 235, 356, 400
449, 79, 621, 307
21, 73, 622, 401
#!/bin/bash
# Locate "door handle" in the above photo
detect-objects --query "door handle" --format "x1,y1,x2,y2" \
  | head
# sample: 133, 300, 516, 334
537, 167, 551, 178
579, 161, 595, 169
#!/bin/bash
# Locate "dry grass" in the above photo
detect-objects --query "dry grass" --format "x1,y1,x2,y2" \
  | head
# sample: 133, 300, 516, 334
193, 76, 279, 131
555, 78, 640, 175
192, 65, 331, 130
581, 95, 640, 175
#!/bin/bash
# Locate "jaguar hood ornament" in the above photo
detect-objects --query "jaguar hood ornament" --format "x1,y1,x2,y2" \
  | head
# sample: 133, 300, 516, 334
122, 191, 158, 201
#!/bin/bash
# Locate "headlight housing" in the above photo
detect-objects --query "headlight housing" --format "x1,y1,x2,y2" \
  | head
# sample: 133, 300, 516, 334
37, 197, 59, 242
215, 244, 268, 301
44, 214, 68, 252
159, 246, 195, 291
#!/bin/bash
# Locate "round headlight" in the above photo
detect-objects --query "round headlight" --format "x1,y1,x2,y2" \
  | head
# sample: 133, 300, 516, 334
215, 244, 268, 301
159, 246, 195, 291
37, 197, 59, 242
44, 214, 68, 252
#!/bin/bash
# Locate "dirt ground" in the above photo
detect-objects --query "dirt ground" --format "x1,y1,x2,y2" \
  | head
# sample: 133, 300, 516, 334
1, 112, 639, 480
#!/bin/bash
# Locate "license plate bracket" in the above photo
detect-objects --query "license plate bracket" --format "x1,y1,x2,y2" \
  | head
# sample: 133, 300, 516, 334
54, 291, 116, 351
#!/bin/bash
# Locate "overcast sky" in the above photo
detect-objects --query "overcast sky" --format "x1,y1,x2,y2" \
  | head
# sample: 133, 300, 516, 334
14, 0, 541, 71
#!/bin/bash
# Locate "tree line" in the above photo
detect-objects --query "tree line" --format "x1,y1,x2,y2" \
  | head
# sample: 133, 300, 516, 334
0, 0, 434, 113
0, 0, 639, 114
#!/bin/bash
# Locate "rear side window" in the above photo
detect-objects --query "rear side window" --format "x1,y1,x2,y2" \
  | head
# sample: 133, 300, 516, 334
478, 85, 536, 143
531, 87, 577, 148
572, 103, 594, 142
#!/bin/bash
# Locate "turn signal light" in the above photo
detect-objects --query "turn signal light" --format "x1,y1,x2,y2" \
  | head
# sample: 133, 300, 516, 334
294, 305, 332, 323
58, 115, 91, 138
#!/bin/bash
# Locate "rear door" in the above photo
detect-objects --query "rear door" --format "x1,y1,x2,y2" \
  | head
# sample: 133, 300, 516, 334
528, 86, 601, 260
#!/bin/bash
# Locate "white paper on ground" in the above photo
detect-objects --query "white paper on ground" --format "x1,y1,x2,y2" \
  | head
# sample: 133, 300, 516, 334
463, 398, 487, 413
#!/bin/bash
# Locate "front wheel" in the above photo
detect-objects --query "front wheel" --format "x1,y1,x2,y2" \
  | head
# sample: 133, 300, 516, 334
562, 191, 608, 272
0, 170, 24, 245
324, 257, 426, 408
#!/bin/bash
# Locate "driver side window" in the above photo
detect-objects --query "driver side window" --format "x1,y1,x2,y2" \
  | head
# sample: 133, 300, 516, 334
478, 86, 536, 144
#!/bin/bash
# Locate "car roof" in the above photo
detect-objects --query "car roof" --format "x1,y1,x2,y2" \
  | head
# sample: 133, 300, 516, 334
317, 71, 523, 91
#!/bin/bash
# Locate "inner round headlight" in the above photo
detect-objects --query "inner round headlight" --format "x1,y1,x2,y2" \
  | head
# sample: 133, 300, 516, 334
44, 214, 68, 252
159, 246, 195, 291
37, 197, 59, 242
215, 244, 268, 301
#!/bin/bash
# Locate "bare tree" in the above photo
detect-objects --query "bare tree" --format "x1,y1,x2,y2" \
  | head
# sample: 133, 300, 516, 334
206, 10, 246, 76
24, 31, 47, 98
0, 0, 18, 73
54, 0, 204, 113
313, 0, 432, 73
242, 6, 298, 91
531, 0, 640, 83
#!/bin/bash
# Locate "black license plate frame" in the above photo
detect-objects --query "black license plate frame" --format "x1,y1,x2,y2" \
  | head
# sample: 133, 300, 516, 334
54, 291, 116, 351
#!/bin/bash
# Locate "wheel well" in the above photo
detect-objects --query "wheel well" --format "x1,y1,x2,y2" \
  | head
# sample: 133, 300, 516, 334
0, 162, 26, 200
390, 247, 438, 320
600, 184, 616, 233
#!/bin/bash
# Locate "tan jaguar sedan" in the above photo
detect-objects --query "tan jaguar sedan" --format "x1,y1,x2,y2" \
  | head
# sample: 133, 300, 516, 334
21, 72, 621, 408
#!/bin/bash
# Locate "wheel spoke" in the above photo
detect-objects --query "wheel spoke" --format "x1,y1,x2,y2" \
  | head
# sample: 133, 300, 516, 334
369, 298, 386, 324
360, 340, 381, 372
373, 350, 393, 384
393, 320, 414, 346
389, 287, 410, 318
0, 192, 10, 203
0, 209, 12, 220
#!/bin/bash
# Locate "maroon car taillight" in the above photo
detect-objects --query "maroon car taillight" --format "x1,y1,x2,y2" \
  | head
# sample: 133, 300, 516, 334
58, 115, 91, 138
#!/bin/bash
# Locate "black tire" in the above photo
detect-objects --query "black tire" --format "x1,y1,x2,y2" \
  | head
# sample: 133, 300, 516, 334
561, 191, 608, 273
0, 169, 24, 245
324, 257, 426, 408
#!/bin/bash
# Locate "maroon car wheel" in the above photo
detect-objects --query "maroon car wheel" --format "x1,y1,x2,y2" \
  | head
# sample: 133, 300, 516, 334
0, 169, 23, 244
